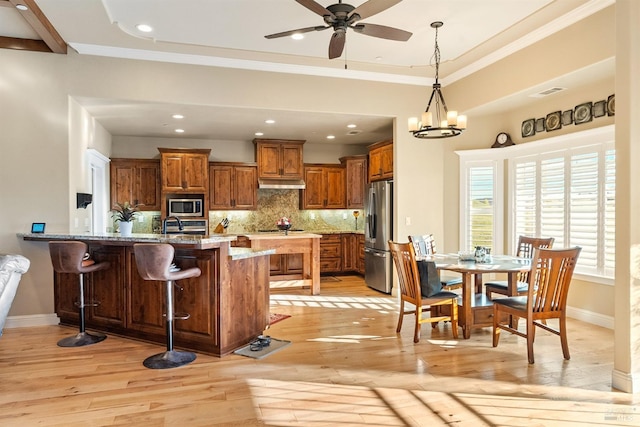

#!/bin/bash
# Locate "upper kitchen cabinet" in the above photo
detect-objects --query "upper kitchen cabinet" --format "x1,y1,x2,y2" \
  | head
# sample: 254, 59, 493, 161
110, 159, 161, 211
301, 164, 345, 209
340, 155, 367, 209
368, 140, 393, 182
209, 162, 257, 210
254, 139, 304, 181
159, 148, 210, 192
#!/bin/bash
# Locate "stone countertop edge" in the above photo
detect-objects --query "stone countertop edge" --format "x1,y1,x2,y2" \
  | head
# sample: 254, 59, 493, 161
17, 232, 237, 245
229, 247, 275, 260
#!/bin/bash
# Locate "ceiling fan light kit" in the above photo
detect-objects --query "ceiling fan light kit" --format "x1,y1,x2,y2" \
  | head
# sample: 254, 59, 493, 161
265, 0, 412, 60
409, 21, 467, 139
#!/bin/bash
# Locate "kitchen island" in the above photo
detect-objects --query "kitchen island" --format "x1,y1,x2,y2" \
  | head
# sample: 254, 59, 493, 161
21, 232, 274, 357
239, 232, 322, 295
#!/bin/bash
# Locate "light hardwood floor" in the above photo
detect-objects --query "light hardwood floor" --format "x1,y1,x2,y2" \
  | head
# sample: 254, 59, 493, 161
0, 276, 638, 426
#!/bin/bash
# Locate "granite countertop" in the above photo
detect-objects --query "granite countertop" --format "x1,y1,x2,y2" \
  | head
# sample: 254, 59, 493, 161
19, 232, 236, 244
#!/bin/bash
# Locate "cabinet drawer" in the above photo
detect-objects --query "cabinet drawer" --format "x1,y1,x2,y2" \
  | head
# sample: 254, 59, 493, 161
320, 243, 341, 258
320, 258, 342, 272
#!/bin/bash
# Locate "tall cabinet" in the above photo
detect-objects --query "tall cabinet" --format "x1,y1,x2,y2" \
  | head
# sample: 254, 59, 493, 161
340, 155, 367, 208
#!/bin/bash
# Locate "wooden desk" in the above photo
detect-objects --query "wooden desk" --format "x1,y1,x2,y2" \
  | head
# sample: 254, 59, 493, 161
242, 233, 322, 295
425, 254, 531, 339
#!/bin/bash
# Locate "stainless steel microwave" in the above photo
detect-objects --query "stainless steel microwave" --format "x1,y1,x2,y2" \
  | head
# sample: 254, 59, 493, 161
168, 198, 204, 217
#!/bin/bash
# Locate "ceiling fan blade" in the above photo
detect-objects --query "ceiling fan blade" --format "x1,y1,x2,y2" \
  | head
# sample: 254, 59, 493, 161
348, 0, 402, 22
352, 23, 412, 41
296, 0, 335, 19
328, 31, 346, 59
265, 25, 330, 39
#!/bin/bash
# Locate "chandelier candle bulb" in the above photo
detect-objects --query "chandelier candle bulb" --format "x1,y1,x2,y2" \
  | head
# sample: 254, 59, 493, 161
422, 111, 433, 127
458, 115, 467, 129
408, 117, 419, 131
447, 111, 458, 126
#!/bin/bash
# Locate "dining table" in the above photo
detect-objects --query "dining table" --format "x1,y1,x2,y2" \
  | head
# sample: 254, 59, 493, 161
418, 254, 532, 339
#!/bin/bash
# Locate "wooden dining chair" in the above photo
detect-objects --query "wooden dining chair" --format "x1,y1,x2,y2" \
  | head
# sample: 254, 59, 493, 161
408, 234, 462, 290
485, 235, 555, 299
492, 246, 581, 364
388, 240, 459, 343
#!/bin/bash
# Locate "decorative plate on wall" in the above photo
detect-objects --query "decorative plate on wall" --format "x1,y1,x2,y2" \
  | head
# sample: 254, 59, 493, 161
535, 118, 546, 133
521, 118, 535, 138
607, 94, 615, 116
545, 111, 562, 131
574, 102, 593, 125
562, 110, 573, 126
593, 100, 606, 118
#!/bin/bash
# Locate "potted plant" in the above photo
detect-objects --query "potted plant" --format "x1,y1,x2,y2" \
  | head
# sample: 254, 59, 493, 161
110, 202, 141, 236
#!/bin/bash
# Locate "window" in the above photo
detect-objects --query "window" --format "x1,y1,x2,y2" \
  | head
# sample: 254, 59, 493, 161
458, 125, 614, 279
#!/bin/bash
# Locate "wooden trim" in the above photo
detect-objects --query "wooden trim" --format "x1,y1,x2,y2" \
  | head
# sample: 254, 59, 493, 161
158, 147, 212, 155
4, 0, 66, 53
0, 35, 50, 52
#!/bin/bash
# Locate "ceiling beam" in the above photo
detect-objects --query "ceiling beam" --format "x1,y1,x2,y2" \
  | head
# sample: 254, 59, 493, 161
6, 0, 67, 53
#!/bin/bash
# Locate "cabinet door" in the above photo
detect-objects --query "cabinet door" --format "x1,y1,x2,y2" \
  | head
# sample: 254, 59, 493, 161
256, 143, 282, 179
357, 234, 365, 275
285, 253, 303, 274
209, 164, 233, 209
302, 167, 325, 209
280, 143, 303, 179
136, 161, 161, 210
162, 153, 185, 191
110, 161, 135, 207
341, 234, 357, 272
325, 167, 346, 208
88, 246, 125, 328
320, 234, 342, 273
345, 157, 367, 208
233, 165, 257, 209
380, 144, 394, 179
368, 149, 382, 182
269, 254, 285, 275
183, 154, 208, 191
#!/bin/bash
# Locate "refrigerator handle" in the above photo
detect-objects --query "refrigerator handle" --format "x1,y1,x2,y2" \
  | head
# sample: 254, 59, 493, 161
367, 188, 377, 240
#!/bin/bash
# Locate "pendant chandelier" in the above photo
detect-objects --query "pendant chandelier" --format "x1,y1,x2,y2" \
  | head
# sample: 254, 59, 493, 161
408, 21, 467, 139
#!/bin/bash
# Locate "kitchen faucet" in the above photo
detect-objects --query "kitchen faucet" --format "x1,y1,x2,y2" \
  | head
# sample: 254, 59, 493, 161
162, 216, 184, 234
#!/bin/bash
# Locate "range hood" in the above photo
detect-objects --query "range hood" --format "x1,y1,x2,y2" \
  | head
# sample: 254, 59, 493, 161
258, 179, 306, 190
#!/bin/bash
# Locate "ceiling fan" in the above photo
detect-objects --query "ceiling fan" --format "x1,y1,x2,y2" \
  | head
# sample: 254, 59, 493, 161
264, 0, 412, 59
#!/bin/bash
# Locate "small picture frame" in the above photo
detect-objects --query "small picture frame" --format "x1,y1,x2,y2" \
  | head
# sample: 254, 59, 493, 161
607, 94, 615, 116
593, 100, 606, 118
31, 222, 46, 233
545, 111, 562, 131
574, 102, 593, 125
535, 118, 546, 133
562, 109, 573, 126
521, 118, 535, 138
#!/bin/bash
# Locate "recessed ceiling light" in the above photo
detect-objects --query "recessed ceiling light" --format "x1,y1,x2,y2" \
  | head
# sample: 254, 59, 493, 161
136, 24, 153, 33
326, 135, 335, 139
175, 129, 185, 133
172, 114, 184, 119
291, 33, 304, 40
255, 132, 264, 136
15, 4, 28, 11
375, 56, 383, 61
265, 119, 275, 124
347, 124, 357, 128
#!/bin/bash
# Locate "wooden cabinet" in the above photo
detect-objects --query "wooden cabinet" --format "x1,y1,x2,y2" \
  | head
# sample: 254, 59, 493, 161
301, 164, 346, 209
357, 233, 365, 275
320, 234, 342, 273
368, 140, 393, 182
341, 233, 358, 272
269, 254, 303, 277
109, 159, 161, 210
159, 148, 210, 192
209, 162, 257, 210
340, 155, 367, 208
254, 139, 304, 180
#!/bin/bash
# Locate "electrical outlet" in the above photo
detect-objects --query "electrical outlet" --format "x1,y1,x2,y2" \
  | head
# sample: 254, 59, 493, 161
342, 213, 348, 219
405, 216, 411, 226
138, 215, 144, 223
310, 213, 316, 220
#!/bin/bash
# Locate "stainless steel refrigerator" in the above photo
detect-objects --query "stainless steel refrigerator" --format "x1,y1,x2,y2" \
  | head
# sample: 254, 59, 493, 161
364, 180, 393, 293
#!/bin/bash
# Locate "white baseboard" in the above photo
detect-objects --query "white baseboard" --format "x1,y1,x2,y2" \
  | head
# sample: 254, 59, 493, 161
566, 305, 613, 329
612, 369, 640, 393
4, 314, 59, 329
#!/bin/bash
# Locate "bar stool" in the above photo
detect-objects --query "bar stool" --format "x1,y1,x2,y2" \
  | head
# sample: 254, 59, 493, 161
48, 241, 109, 347
133, 243, 201, 369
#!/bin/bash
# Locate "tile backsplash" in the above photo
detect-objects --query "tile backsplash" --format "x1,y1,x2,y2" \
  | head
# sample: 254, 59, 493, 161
123, 189, 363, 234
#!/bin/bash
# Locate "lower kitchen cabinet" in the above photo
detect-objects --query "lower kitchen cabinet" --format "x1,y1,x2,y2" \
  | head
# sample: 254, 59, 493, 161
357, 234, 365, 275
320, 234, 342, 273
270, 253, 303, 277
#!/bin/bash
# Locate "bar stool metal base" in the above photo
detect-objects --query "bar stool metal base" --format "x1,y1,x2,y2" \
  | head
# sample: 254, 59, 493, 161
143, 350, 196, 369
57, 331, 107, 347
